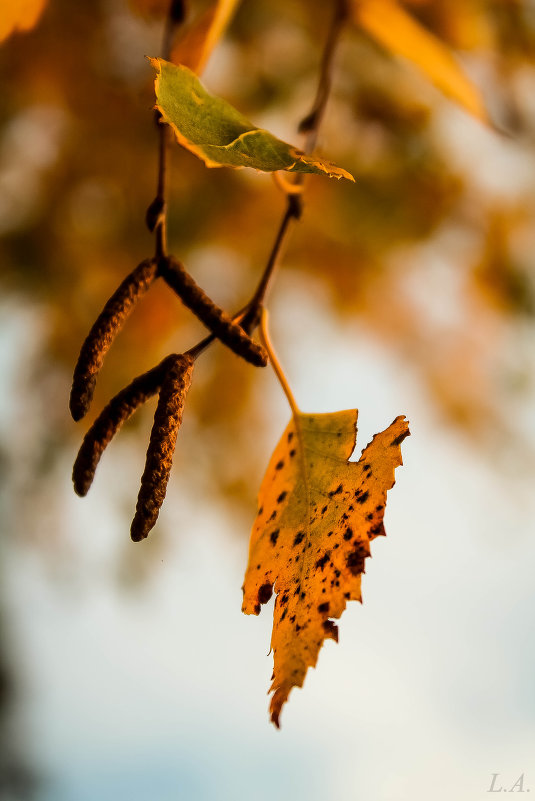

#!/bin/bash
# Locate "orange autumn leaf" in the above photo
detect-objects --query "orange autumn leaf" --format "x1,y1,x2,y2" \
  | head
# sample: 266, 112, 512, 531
0, 0, 48, 43
171, 0, 242, 74
350, 0, 488, 122
242, 409, 409, 726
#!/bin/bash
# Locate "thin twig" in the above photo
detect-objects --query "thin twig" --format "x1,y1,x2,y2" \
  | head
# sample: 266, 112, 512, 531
242, 1, 348, 324
150, 1, 187, 259
298, 0, 348, 151
156, 1, 347, 363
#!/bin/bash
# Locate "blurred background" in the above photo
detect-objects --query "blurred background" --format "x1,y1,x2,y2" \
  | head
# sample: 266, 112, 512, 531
1, 0, 535, 798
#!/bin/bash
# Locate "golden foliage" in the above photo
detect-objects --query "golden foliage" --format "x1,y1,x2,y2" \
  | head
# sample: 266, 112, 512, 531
172, 0, 243, 74
242, 410, 409, 725
0, 0, 47, 42
351, 0, 488, 121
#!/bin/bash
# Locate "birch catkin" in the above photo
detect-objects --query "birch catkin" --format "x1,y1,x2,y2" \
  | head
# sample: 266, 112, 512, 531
160, 257, 268, 367
70, 259, 157, 421
130, 353, 195, 542
72, 358, 174, 497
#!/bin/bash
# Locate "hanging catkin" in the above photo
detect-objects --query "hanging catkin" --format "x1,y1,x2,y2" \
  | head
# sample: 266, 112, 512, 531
130, 353, 195, 541
159, 256, 268, 367
70, 259, 157, 421
72, 357, 177, 497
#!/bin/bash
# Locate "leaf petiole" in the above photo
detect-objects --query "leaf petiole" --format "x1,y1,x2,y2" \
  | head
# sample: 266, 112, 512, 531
259, 307, 300, 418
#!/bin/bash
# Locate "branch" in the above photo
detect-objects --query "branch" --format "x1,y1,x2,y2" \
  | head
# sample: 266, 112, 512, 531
238, 0, 348, 328
188, 1, 348, 348
146, 1, 188, 259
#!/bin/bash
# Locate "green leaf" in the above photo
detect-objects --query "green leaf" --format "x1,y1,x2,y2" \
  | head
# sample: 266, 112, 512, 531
149, 58, 354, 180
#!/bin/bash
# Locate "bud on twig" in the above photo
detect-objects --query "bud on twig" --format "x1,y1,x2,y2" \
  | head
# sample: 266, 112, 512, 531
160, 257, 268, 367
70, 259, 157, 421
131, 353, 195, 541
72, 358, 173, 497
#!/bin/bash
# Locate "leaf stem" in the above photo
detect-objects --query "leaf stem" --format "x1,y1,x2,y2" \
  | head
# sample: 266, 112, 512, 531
259, 307, 300, 418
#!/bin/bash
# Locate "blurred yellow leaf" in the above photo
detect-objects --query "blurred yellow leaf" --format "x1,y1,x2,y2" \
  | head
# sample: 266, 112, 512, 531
0, 0, 47, 43
172, 0, 242, 74
351, 0, 488, 121
242, 410, 409, 726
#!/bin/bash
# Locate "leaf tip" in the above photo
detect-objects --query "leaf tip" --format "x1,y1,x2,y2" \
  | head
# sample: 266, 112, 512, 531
146, 55, 161, 73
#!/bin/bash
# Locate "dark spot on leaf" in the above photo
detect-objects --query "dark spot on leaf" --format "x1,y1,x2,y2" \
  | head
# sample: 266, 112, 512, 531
370, 523, 385, 537
344, 592, 350, 599
289, 449, 296, 458
334, 569, 341, 578
318, 602, 330, 613
366, 513, 373, 521
391, 431, 409, 447
346, 545, 367, 575
275, 460, 284, 470
327, 531, 333, 537
322, 505, 327, 514
280, 608, 287, 621
281, 593, 289, 605
295, 624, 301, 632
294, 584, 301, 596
257, 506, 263, 516
355, 490, 369, 504
316, 553, 330, 570
300, 592, 306, 599
287, 431, 294, 442
376, 504, 383, 512
254, 604, 261, 614
290, 615, 296, 623
269, 511, 277, 521
343, 527, 353, 541
258, 583, 273, 605
293, 531, 305, 546
328, 483, 343, 497
363, 463, 371, 471
277, 491, 287, 504
323, 620, 338, 641
270, 529, 280, 545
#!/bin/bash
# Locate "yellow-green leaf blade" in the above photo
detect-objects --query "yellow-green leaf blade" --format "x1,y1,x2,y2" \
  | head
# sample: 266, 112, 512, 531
242, 410, 409, 727
150, 58, 353, 179
350, 0, 488, 122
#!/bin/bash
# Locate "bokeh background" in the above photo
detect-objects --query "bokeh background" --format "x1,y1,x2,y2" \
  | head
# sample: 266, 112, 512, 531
1, 0, 535, 799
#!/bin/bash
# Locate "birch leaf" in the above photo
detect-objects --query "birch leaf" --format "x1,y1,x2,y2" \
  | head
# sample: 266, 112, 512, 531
242, 410, 409, 727
150, 58, 353, 179
351, 0, 488, 122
